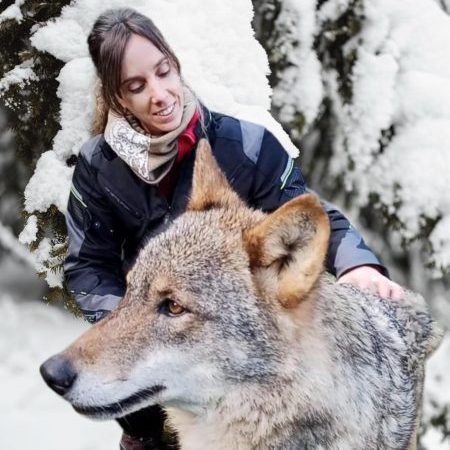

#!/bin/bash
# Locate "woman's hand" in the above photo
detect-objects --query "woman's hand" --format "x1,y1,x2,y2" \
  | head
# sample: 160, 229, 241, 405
337, 265, 404, 300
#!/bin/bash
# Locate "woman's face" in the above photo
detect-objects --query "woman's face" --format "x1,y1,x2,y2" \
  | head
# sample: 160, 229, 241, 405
117, 33, 184, 136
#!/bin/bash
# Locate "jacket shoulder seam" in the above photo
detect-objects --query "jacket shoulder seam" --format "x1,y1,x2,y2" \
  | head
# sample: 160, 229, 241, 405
79, 134, 103, 165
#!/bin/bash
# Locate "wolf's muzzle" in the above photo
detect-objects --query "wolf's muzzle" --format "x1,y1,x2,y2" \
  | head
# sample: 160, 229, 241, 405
40, 354, 77, 396
72, 385, 166, 418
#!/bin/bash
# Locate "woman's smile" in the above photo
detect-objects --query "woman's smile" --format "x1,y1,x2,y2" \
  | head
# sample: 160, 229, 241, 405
154, 102, 176, 117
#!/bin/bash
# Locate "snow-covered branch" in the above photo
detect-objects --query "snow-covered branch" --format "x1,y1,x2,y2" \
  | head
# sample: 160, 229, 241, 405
255, 0, 450, 277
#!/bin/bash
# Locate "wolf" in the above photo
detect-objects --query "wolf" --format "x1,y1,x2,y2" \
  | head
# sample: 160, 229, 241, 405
40, 140, 441, 450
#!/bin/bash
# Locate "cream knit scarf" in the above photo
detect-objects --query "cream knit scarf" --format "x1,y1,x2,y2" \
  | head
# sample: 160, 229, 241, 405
104, 86, 197, 184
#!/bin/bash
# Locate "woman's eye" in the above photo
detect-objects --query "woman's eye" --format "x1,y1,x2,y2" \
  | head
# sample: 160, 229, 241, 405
159, 298, 186, 317
158, 64, 171, 78
129, 83, 144, 94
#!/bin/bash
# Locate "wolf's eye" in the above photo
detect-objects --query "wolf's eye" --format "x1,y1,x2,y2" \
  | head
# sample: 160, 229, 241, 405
159, 298, 186, 317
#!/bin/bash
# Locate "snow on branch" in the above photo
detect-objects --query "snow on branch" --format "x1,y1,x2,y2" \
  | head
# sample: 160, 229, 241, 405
329, 0, 450, 275
267, 0, 450, 275
269, 0, 324, 129
11, 0, 299, 287
0, 0, 25, 24
0, 60, 37, 94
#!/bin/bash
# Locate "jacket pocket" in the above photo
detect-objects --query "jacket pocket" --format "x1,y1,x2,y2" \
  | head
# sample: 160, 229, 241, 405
70, 185, 92, 230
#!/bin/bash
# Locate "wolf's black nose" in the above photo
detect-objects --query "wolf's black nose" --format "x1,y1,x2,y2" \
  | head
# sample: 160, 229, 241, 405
40, 354, 77, 396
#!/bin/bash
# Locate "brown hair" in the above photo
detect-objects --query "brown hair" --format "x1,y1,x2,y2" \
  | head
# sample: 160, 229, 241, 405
87, 8, 182, 134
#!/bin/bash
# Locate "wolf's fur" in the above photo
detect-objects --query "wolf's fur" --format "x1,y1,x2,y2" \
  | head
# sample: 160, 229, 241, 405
43, 140, 441, 450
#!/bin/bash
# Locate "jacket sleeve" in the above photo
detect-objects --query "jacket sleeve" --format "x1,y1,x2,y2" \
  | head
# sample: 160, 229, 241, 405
249, 129, 388, 278
64, 138, 126, 323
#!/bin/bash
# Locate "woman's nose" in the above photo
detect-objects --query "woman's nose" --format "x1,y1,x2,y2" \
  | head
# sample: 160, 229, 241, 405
148, 80, 167, 104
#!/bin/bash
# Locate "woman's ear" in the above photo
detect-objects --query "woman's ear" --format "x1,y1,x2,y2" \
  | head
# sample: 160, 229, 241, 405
116, 93, 128, 114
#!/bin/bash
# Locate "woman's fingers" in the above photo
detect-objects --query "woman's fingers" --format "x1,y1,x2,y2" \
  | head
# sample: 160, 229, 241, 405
389, 282, 405, 300
337, 265, 405, 300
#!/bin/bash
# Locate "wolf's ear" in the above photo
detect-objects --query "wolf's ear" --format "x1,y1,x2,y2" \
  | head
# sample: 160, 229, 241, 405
188, 139, 244, 211
244, 194, 330, 308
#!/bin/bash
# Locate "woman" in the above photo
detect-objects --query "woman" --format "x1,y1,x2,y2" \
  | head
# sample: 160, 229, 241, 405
65, 8, 403, 450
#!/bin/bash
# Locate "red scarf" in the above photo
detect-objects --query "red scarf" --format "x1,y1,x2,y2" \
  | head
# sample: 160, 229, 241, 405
158, 109, 200, 199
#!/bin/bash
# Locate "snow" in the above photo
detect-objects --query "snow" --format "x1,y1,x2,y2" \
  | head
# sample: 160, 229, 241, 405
265, 0, 450, 274
26, 0, 299, 156
21, 149, 73, 287
323, 0, 450, 272
52, 58, 96, 160
31, 237, 65, 288
252, 4, 450, 442
23, 150, 73, 214
372, 120, 450, 235
0, 221, 34, 267
343, 49, 398, 187
317, 0, 352, 23
1, 290, 448, 450
13, 0, 449, 283
0, 0, 25, 24
270, 0, 324, 128
31, 19, 88, 63
18, 215, 38, 246
17, 0, 300, 284
0, 60, 37, 93
0, 295, 121, 450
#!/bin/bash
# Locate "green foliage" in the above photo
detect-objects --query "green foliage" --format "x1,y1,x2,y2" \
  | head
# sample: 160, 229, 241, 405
252, 0, 289, 88
252, 0, 307, 138
312, 1, 387, 234
0, 0, 72, 165
0, 0, 73, 306
315, 0, 363, 103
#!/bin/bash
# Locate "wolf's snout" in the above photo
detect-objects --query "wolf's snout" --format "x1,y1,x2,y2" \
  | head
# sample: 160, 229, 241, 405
40, 354, 77, 396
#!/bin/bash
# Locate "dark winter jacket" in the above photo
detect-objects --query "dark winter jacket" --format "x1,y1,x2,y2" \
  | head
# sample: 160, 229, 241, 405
65, 108, 386, 323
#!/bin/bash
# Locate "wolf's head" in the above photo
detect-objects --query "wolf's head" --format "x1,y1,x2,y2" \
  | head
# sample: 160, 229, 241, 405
40, 140, 330, 419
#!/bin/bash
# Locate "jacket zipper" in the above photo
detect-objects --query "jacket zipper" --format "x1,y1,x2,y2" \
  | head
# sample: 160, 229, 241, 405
104, 186, 142, 219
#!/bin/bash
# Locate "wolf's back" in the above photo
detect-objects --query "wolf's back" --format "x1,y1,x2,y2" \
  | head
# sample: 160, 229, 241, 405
324, 282, 442, 369
379, 290, 443, 369
311, 281, 443, 449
